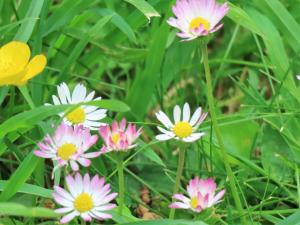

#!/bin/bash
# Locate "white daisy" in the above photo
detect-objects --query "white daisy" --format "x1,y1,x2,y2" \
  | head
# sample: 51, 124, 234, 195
53, 173, 117, 224
49, 83, 107, 130
155, 102, 207, 142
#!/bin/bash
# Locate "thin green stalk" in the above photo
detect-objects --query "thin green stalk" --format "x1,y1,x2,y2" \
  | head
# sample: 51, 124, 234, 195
201, 43, 246, 223
18, 85, 35, 109
295, 164, 300, 208
117, 153, 125, 215
169, 146, 186, 219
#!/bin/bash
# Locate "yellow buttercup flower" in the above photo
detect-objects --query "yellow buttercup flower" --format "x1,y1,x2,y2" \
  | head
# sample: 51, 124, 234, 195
0, 41, 47, 86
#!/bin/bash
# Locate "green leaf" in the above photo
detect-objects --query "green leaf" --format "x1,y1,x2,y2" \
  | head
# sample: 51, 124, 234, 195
56, 14, 112, 83
14, 0, 45, 42
0, 202, 58, 218
0, 105, 68, 139
124, 0, 160, 21
110, 207, 139, 223
0, 99, 129, 139
254, 0, 300, 52
44, 0, 95, 36
261, 126, 294, 183
227, 2, 264, 37
248, 8, 300, 104
88, 14, 113, 39
92, 8, 137, 43
276, 210, 300, 225
88, 99, 130, 112
141, 144, 166, 167
126, 22, 169, 119
119, 220, 208, 225
221, 119, 259, 161
0, 153, 41, 201
0, 181, 52, 198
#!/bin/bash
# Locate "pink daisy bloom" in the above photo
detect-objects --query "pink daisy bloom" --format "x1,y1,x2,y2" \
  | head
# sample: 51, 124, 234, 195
53, 173, 117, 224
169, 177, 225, 212
167, 0, 229, 41
34, 123, 99, 173
98, 118, 142, 154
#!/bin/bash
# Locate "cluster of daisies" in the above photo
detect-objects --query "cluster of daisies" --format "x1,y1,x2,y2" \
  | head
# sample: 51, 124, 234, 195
0, 0, 230, 223
34, 83, 142, 223
33, 81, 224, 223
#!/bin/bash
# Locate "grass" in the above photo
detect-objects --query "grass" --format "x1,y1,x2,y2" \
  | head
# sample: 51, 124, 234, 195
1, 0, 300, 224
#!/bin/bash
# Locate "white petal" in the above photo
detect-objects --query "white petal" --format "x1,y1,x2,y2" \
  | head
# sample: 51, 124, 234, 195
182, 133, 205, 142
55, 207, 74, 214
156, 111, 173, 129
182, 103, 190, 122
157, 126, 174, 136
52, 95, 61, 105
57, 83, 68, 104
84, 120, 106, 129
72, 84, 86, 103
173, 105, 181, 123
190, 107, 202, 126
85, 91, 95, 102
60, 211, 79, 224
86, 109, 107, 120
156, 134, 174, 141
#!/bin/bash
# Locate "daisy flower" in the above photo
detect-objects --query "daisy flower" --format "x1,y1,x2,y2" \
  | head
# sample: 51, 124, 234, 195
53, 173, 117, 224
99, 118, 142, 154
297, 75, 300, 80
167, 0, 229, 41
169, 177, 225, 212
34, 123, 100, 172
49, 82, 107, 130
155, 102, 207, 142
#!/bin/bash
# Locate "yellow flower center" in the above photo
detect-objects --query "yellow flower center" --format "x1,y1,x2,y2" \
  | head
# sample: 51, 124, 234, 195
190, 197, 199, 209
57, 143, 77, 160
111, 133, 120, 144
74, 193, 94, 213
189, 17, 210, 31
66, 107, 86, 124
173, 122, 193, 138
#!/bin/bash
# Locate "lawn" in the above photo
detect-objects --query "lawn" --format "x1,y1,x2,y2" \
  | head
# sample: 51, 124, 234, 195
0, 0, 300, 225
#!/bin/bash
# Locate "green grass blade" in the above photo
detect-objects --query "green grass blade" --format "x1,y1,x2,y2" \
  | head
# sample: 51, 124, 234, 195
0, 181, 52, 198
14, 0, 45, 42
124, 0, 160, 21
126, 22, 169, 119
227, 2, 264, 37
0, 203, 58, 218
119, 220, 208, 225
92, 8, 137, 43
0, 153, 41, 201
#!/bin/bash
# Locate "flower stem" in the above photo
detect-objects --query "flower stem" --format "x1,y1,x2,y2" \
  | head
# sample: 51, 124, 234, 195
18, 85, 35, 109
117, 153, 125, 215
201, 43, 246, 223
169, 146, 186, 219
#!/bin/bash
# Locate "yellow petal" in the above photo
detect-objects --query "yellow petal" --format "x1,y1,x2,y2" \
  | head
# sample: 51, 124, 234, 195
0, 41, 31, 76
21, 54, 47, 82
0, 71, 26, 86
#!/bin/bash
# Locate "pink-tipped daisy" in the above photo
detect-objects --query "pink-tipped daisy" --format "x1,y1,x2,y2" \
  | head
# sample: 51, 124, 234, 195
53, 173, 118, 224
99, 118, 142, 154
34, 123, 100, 173
155, 102, 207, 142
169, 177, 225, 212
167, 0, 229, 41
48, 82, 107, 130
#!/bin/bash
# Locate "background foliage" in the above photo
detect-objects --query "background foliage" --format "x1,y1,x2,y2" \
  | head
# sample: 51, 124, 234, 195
1, 0, 300, 224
